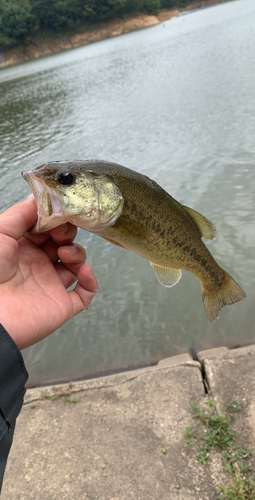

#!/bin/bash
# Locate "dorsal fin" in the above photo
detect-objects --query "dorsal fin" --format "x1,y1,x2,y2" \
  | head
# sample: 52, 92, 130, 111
180, 204, 217, 240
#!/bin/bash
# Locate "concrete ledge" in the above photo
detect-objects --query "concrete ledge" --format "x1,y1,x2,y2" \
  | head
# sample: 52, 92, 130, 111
24, 353, 200, 405
158, 352, 194, 366
2, 346, 255, 499
196, 346, 229, 361
2, 355, 216, 500
198, 344, 255, 362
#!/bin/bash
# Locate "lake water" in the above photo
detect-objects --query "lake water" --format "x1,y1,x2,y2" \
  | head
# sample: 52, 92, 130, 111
0, 0, 254, 385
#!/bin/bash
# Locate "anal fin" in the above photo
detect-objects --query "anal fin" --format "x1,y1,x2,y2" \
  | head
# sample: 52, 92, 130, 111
150, 263, 182, 288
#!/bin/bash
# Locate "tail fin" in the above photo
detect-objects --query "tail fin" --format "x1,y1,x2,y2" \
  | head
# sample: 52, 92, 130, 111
202, 272, 246, 322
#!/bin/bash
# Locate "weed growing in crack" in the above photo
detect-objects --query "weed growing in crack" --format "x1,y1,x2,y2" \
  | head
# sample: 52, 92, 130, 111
41, 382, 79, 403
218, 478, 255, 499
185, 399, 255, 500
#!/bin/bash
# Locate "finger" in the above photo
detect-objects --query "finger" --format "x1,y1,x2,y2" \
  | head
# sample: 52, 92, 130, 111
50, 223, 77, 246
55, 244, 87, 287
24, 223, 77, 248
24, 231, 51, 247
0, 198, 37, 240
54, 262, 78, 289
0, 234, 18, 283
77, 264, 99, 294
69, 265, 99, 314
57, 243, 86, 267
39, 238, 84, 265
40, 239, 59, 264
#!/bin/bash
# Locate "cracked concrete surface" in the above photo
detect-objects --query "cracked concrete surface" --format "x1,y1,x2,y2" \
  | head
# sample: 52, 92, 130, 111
1, 347, 255, 500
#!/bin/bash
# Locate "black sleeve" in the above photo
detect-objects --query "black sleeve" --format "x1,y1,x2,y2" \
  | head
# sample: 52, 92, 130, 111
0, 324, 28, 492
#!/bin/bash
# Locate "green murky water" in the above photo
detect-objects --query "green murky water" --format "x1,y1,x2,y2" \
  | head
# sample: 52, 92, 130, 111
0, 0, 254, 384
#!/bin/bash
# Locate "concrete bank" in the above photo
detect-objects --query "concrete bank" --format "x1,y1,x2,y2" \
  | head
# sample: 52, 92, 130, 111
1, 345, 255, 499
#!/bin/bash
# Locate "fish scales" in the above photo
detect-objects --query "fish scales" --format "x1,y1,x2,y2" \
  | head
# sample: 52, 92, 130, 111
97, 165, 218, 283
22, 160, 246, 322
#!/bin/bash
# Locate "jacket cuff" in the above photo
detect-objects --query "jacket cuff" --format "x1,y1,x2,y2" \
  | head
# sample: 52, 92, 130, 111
0, 324, 28, 420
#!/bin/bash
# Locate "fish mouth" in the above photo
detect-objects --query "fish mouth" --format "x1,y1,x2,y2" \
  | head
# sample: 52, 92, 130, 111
22, 170, 65, 232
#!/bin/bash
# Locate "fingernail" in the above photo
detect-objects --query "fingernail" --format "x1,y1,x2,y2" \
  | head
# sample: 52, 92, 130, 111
26, 194, 35, 201
57, 224, 69, 235
69, 244, 78, 255
62, 245, 78, 257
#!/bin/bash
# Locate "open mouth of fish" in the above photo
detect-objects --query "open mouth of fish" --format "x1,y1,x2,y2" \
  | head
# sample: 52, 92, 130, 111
22, 170, 68, 232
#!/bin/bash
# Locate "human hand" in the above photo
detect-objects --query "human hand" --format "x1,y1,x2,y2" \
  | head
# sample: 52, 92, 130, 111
0, 197, 98, 350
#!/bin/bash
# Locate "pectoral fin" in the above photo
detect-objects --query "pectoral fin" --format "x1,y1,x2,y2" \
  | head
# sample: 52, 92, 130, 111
113, 215, 149, 238
102, 236, 126, 249
180, 203, 216, 240
150, 263, 182, 288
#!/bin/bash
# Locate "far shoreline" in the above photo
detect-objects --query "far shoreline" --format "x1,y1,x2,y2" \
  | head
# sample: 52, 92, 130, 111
0, 0, 232, 69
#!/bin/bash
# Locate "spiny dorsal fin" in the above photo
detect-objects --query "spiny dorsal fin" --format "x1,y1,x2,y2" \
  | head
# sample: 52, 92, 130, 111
180, 204, 217, 240
150, 263, 182, 288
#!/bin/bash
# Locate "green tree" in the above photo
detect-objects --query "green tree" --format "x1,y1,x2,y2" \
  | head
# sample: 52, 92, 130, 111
141, 0, 160, 15
0, 0, 195, 50
82, 1, 110, 22
0, 0, 32, 46
81, 0, 136, 22
160, 0, 175, 7
161, 0, 190, 7
121, 0, 143, 14
30, 0, 79, 31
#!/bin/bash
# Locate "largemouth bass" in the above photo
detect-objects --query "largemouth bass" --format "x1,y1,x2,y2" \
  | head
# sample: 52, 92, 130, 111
22, 160, 246, 322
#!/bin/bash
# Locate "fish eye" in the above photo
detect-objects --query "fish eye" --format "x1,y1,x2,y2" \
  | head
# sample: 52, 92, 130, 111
58, 171, 75, 186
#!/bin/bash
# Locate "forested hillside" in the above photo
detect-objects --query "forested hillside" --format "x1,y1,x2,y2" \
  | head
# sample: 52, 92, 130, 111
0, 0, 193, 48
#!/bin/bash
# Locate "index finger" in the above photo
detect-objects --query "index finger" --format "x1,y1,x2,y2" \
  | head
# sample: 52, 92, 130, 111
0, 198, 37, 240
24, 222, 78, 247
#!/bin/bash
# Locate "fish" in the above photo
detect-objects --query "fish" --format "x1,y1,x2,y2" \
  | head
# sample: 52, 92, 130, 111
22, 160, 246, 322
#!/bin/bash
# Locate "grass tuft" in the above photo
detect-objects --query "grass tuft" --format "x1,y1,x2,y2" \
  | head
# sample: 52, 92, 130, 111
185, 399, 255, 500
41, 381, 79, 403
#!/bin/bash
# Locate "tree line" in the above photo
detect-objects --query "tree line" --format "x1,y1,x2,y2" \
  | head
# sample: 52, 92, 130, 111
0, 0, 193, 49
